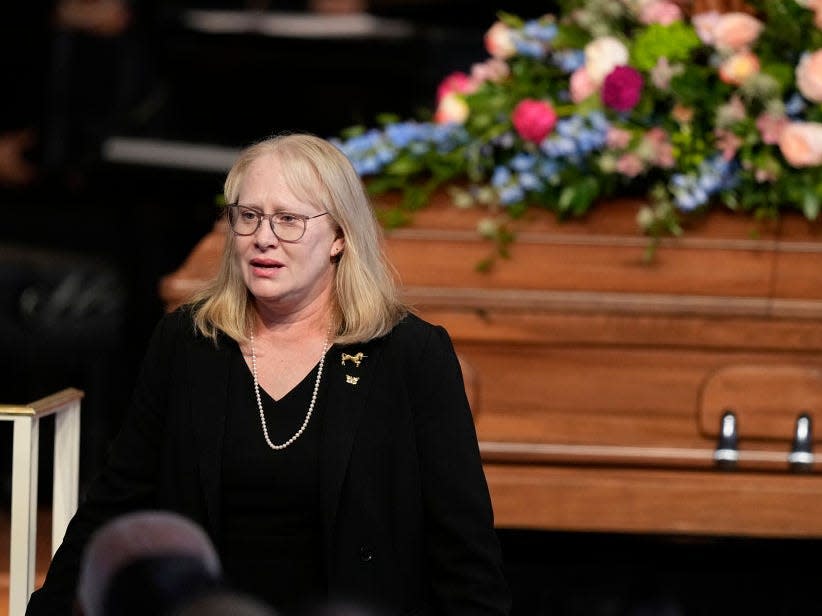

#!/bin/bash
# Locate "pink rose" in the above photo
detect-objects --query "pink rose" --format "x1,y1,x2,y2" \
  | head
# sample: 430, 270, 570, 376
511, 99, 558, 144
778, 121, 822, 167
606, 127, 632, 149
436, 72, 476, 103
470, 58, 510, 84
712, 12, 764, 51
569, 67, 598, 103
601, 66, 644, 112
692, 11, 721, 45
616, 153, 645, 177
718, 51, 760, 85
639, 1, 683, 25
755, 112, 788, 145
642, 127, 675, 168
434, 92, 470, 125
715, 129, 743, 160
802, 0, 822, 26
797, 50, 822, 103
484, 21, 517, 59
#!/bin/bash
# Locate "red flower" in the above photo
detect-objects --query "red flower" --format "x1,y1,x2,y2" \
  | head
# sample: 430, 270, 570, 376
511, 99, 557, 144
601, 66, 644, 112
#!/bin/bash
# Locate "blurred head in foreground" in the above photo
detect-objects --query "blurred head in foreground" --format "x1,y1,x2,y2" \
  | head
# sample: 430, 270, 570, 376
77, 510, 223, 616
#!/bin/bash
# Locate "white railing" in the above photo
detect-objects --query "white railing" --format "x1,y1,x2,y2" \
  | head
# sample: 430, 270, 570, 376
1, 388, 83, 616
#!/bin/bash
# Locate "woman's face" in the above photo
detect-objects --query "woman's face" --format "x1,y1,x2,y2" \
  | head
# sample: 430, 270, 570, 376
233, 153, 344, 316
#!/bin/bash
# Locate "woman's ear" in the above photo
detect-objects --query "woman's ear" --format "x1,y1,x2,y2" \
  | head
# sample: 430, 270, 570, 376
330, 236, 345, 263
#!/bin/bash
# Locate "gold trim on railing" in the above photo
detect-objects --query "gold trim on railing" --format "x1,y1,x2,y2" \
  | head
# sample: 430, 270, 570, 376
0, 387, 85, 418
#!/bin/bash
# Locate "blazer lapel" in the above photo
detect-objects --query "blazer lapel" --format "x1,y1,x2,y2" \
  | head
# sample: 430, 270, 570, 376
188, 334, 233, 535
320, 340, 383, 553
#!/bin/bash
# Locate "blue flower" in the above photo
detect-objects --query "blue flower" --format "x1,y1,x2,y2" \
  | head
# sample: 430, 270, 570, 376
523, 20, 557, 42
509, 152, 537, 172
499, 183, 525, 205
552, 49, 585, 73
491, 166, 512, 187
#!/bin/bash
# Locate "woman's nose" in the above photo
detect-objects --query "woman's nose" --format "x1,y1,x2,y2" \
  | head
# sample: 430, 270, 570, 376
254, 217, 280, 247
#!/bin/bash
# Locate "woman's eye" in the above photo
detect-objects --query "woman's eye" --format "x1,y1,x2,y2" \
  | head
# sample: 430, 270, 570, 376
277, 214, 299, 224
240, 210, 258, 222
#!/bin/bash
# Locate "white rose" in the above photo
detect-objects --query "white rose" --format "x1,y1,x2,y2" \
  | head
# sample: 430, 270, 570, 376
585, 36, 629, 85
484, 21, 517, 60
433, 92, 470, 125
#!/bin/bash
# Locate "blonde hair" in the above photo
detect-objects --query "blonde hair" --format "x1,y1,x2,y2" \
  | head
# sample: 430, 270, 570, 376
190, 133, 407, 345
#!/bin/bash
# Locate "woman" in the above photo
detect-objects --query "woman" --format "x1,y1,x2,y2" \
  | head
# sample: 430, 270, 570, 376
26, 133, 511, 615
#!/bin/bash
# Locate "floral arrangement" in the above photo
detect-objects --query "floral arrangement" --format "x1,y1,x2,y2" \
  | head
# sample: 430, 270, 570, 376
333, 0, 822, 264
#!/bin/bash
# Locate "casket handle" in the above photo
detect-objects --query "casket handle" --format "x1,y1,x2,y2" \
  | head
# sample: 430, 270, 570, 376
788, 412, 814, 472
713, 409, 739, 469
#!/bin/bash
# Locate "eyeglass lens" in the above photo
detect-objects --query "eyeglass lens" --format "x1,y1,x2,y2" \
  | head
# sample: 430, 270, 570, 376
228, 206, 307, 241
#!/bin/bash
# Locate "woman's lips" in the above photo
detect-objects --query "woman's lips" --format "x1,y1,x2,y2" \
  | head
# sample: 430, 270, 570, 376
249, 259, 283, 276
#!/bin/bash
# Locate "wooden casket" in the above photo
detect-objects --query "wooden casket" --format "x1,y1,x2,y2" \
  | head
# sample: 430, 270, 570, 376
160, 193, 822, 539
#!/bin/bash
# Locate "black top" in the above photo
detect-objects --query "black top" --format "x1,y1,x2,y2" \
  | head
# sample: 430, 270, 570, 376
220, 344, 327, 612
27, 311, 510, 616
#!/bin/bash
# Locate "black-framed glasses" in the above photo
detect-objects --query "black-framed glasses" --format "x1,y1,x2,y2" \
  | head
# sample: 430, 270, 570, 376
227, 204, 329, 242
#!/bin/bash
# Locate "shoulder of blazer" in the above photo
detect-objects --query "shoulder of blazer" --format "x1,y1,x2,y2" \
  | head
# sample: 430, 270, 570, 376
379, 312, 454, 370
142, 307, 232, 372
155, 305, 227, 346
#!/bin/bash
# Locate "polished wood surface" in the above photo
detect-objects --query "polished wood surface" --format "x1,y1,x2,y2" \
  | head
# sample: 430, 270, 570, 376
691, 0, 751, 13
1, 510, 50, 616
159, 195, 822, 538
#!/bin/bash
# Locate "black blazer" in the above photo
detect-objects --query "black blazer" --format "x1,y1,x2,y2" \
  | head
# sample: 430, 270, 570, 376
27, 309, 511, 615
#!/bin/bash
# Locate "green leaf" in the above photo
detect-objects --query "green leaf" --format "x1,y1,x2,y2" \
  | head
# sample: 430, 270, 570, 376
802, 190, 820, 221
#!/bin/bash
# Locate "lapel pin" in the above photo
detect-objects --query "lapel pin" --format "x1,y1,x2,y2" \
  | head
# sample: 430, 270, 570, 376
346, 374, 360, 385
341, 352, 366, 367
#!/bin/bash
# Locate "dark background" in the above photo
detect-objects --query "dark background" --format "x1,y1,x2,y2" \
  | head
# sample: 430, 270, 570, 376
0, 0, 554, 491
3, 3, 822, 615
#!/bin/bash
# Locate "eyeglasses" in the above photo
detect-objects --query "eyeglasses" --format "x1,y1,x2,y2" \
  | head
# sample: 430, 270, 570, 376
227, 204, 329, 242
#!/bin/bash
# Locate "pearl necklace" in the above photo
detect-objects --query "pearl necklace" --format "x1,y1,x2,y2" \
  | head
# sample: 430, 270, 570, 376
249, 331, 329, 450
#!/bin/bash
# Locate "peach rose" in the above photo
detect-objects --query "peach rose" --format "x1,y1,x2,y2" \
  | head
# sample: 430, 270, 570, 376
584, 36, 629, 85
433, 92, 470, 124
484, 21, 517, 59
778, 121, 822, 167
672, 104, 694, 124
569, 66, 598, 103
712, 13, 764, 51
718, 51, 760, 85
803, 0, 822, 26
797, 49, 822, 103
